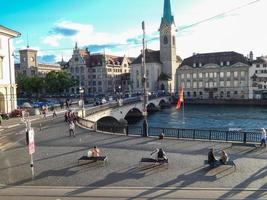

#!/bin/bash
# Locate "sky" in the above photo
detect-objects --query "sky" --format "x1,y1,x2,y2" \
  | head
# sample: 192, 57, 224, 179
1, 0, 267, 63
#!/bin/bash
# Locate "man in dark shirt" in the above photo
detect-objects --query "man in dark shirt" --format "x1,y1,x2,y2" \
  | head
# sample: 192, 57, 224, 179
208, 148, 217, 167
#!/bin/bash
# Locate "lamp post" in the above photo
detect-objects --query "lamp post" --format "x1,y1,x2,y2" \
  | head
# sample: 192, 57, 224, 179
79, 86, 85, 117
142, 21, 148, 137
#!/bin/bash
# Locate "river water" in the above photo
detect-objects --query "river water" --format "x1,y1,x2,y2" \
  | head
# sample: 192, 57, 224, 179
128, 105, 267, 131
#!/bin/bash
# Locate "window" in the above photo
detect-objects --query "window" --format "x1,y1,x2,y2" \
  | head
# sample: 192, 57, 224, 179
241, 71, 245, 77
226, 61, 230, 66
209, 82, 213, 88
205, 82, 209, 88
234, 81, 239, 87
199, 82, 203, 88
98, 81, 102, 86
199, 63, 202, 67
193, 63, 196, 68
187, 73, 190, 79
199, 73, 202, 78
75, 57, 79, 62
220, 91, 224, 97
193, 73, 197, 79
205, 73, 208, 78
0, 57, 3, 79
220, 81, 224, 87
193, 82, 197, 88
220, 72, 224, 78
80, 67, 84, 73
227, 72, 231, 77
31, 70, 35, 76
214, 72, 217, 78
187, 91, 190, 97
163, 36, 168, 44
234, 91, 238, 95
193, 92, 197, 97
214, 82, 217, 87
220, 62, 224, 66
209, 72, 213, 78
264, 64, 267, 68
172, 36, 175, 45
186, 82, 191, 88
234, 71, 238, 77
75, 67, 79, 73
256, 64, 260, 68
226, 81, 231, 87
181, 74, 184, 79
227, 91, 231, 97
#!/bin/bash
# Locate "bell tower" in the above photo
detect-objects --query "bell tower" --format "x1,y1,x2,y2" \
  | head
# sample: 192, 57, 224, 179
159, 0, 177, 92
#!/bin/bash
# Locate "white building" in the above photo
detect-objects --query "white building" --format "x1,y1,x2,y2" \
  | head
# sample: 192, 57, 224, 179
0, 25, 20, 113
130, 0, 182, 94
178, 51, 250, 99
249, 55, 267, 99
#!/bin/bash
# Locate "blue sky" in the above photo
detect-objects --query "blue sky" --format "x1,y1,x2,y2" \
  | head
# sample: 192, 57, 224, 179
1, 0, 266, 63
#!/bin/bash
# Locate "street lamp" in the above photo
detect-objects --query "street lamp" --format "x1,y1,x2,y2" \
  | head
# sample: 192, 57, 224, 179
79, 86, 85, 117
142, 21, 148, 137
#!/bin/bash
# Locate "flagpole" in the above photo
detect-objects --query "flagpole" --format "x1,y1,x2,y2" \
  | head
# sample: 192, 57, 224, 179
182, 98, 185, 124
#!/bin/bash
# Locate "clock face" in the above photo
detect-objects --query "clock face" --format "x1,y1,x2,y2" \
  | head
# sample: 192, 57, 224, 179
30, 57, 34, 62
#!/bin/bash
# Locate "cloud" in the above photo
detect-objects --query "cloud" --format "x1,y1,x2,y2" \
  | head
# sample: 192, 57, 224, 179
37, 55, 57, 63
52, 27, 78, 36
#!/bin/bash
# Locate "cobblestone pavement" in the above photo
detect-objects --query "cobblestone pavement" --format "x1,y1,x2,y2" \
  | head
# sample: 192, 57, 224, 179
0, 117, 266, 198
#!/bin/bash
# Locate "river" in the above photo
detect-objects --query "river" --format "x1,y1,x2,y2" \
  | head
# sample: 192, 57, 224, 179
127, 104, 267, 131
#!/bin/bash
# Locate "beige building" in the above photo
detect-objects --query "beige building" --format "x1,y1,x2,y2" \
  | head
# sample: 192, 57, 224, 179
131, 0, 182, 94
65, 43, 132, 96
16, 48, 61, 77
177, 51, 250, 99
249, 55, 267, 99
0, 25, 20, 113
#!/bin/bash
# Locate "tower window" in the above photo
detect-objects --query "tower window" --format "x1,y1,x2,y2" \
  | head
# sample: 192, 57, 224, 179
172, 36, 175, 45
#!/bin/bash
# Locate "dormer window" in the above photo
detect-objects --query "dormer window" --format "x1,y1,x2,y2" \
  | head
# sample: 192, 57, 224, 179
193, 63, 196, 68
226, 61, 230, 66
220, 62, 224, 66
199, 62, 202, 67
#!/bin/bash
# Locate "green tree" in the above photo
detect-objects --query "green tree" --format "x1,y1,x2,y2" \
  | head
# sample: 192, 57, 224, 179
45, 71, 78, 94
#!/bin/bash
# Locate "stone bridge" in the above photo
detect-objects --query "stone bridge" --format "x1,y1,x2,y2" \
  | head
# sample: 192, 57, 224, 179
77, 96, 171, 130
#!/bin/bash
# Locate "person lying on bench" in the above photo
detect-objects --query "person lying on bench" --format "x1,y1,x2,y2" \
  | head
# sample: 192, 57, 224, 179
208, 148, 218, 167
219, 150, 229, 165
151, 148, 168, 162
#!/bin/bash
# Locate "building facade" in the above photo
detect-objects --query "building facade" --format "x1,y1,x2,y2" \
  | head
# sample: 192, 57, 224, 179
0, 25, 20, 113
65, 43, 132, 96
16, 48, 61, 77
249, 55, 267, 99
177, 51, 250, 99
130, 0, 182, 94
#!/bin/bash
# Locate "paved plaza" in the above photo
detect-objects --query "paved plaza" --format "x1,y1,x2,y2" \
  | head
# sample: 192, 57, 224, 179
0, 116, 267, 199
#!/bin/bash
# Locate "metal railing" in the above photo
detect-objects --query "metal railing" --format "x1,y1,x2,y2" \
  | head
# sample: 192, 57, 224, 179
77, 119, 261, 144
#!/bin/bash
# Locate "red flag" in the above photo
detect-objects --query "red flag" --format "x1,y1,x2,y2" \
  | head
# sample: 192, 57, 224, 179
176, 88, 184, 109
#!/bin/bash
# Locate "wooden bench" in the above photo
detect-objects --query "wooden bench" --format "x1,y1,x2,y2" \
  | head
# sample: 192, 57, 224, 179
204, 160, 236, 170
78, 156, 108, 165
139, 157, 168, 165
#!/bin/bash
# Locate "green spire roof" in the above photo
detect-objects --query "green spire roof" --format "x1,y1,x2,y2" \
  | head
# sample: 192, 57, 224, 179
162, 0, 174, 25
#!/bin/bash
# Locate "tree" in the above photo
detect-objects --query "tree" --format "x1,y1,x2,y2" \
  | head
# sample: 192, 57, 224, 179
45, 71, 78, 95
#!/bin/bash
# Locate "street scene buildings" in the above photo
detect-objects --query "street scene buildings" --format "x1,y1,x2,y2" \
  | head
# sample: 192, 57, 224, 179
0, 0, 267, 199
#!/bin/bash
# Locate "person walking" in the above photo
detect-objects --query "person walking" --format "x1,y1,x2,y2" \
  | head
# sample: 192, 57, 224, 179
69, 121, 75, 137
53, 110, 57, 118
260, 128, 267, 148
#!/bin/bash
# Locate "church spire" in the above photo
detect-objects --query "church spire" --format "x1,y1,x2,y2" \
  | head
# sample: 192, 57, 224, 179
161, 0, 175, 25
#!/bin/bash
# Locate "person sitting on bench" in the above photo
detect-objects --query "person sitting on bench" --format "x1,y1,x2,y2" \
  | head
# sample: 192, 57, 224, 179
208, 148, 217, 167
219, 150, 229, 165
91, 146, 100, 157
151, 148, 168, 162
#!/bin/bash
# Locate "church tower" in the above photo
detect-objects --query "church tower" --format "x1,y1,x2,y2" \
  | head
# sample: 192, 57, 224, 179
159, 0, 177, 92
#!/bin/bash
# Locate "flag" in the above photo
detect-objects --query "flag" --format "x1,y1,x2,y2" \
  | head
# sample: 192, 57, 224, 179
176, 88, 184, 109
